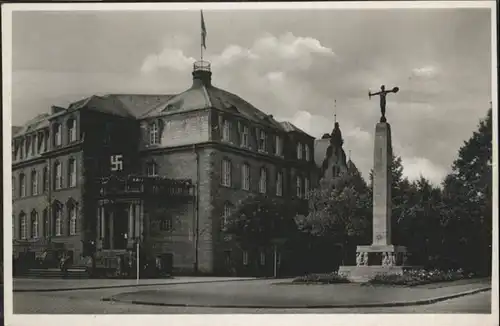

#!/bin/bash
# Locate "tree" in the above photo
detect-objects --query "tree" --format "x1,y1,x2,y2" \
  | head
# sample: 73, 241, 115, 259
225, 194, 299, 248
297, 172, 372, 264
441, 109, 492, 274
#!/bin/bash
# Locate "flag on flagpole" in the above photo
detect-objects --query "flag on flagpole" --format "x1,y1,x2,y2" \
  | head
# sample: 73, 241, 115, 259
201, 10, 207, 50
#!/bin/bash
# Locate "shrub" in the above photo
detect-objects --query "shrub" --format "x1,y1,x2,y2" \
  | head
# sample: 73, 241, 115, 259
368, 268, 470, 286
292, 272, 350, 284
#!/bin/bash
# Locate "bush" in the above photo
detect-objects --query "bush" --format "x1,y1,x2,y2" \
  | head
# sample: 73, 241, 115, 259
368, 268, 471, 286
292, 272, 350, 284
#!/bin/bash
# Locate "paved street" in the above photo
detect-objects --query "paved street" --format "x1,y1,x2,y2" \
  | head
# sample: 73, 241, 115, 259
10, 278, 492, 314
12, 289, 492, 314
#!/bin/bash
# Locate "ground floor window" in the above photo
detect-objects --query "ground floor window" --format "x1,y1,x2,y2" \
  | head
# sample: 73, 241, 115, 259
243, 251, 249, 265
260, 251, 266, 265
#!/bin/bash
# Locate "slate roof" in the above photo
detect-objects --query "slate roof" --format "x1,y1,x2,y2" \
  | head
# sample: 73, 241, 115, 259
12, 113, 50, 137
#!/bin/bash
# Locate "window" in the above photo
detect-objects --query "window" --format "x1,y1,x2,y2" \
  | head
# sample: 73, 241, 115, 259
149, 122, 159, 145
12, 215, 15, 240
42, 167, 48, 192
222, 120, 231, 142
241, 163, 250, 190
276, 171, 283, 196
12, 176, 15, 199
38, 133, 44, 153
31, 135, 36, 156
160, 216, 173, 231
147, 162, 158, 176
296, 176, 302, 198
260, 251, 266, 265
304, 177, 310, 199
43, 208, 49, 238
297, 142, 303, 159
19, 174, 26, 197
222, 203, 231, 228
259, 167, 267, 194
31, 211, 39, 239
20, 212, 27, 240
69, 205, 77, 235
43, 132, 48, 152
305, 144, 310, 161
68, 159, 77, 187
275, 135, 282, 156
54, 123, 62, 147
31, 170, 38, 196
243, 251, 249, 266
26, 138, 32, 158
258, 130, 267, 152
55, 206, 62, 236
54, 162, 63, 190
221, 159, 231, 187
68, 119, 77, 143
19, 140, 24, 160
240, 124, 249, 148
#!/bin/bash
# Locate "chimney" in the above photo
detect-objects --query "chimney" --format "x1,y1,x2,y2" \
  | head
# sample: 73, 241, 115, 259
192, 60, 212, 88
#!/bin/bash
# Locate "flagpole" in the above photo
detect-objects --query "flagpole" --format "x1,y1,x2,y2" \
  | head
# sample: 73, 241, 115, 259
200, 10, 204, 62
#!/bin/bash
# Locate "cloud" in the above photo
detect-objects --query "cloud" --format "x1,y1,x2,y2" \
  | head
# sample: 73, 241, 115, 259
411, 65, 439, 78
402, 156, 448, 185
141, 49, 195, 74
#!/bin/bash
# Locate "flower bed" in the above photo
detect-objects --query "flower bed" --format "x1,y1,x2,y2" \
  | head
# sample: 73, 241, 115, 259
367, 268, 472, 286
292, 272, 350, 284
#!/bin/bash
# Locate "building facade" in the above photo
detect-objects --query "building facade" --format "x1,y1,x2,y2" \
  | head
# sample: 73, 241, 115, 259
12, 61, 319, 276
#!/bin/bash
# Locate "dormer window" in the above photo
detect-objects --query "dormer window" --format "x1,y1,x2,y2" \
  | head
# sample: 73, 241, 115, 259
19, 140, 24, 160
305, 144, 310, 161
53, 123, 62, 147
275, 135, 283, 156
297, 142, 303, 159
222, 119, 231, 142
258, 130, 267, 152
67, 118, 77, 143
240, 124, 249, 148
149, 122, 159, 145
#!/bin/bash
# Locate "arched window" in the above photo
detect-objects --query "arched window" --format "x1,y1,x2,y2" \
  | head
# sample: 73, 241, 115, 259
31, 210, 39, 239
149, 122, 159, 145
43, 208, 49, 238
42, 166, 49, 192
54, 161, 63, 190
20, 212, 27, 240
296, 176, 302, 198
305, 144, 310, 161
67, 118, 77, 143
31, 170, 38, 196
68, 204, 77, 235
304, 177, 310, 199
221, 202, 232, 229
19, 173, 26, 197
54, 204, 63, 236
53, 123, 62, 147
68, 158, 77, 187
19, 139, 25, 160
259, 167, 267, 194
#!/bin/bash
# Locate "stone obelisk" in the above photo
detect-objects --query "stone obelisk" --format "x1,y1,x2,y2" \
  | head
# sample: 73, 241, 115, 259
372, 122, 392, 246
338, 85, 410, 282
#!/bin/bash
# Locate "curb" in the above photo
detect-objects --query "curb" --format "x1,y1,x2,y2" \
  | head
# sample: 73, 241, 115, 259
100, 286, 491, 309
14, 278, 259, 293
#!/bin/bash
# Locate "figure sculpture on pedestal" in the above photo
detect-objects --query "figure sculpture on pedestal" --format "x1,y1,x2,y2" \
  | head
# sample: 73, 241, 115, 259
369, 85, 400, 122
363, 252, 369, 266
356, 253, 363, 267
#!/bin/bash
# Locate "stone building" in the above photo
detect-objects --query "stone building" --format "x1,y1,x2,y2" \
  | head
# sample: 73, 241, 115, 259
12, 61, 318, 275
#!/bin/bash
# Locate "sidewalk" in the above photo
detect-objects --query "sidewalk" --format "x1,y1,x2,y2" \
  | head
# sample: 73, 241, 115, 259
13, 276, 257, 292
103, 278, 492, 308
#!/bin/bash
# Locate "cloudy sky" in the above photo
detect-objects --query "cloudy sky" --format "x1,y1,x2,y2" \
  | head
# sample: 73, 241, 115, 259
10, 6, 493, 185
